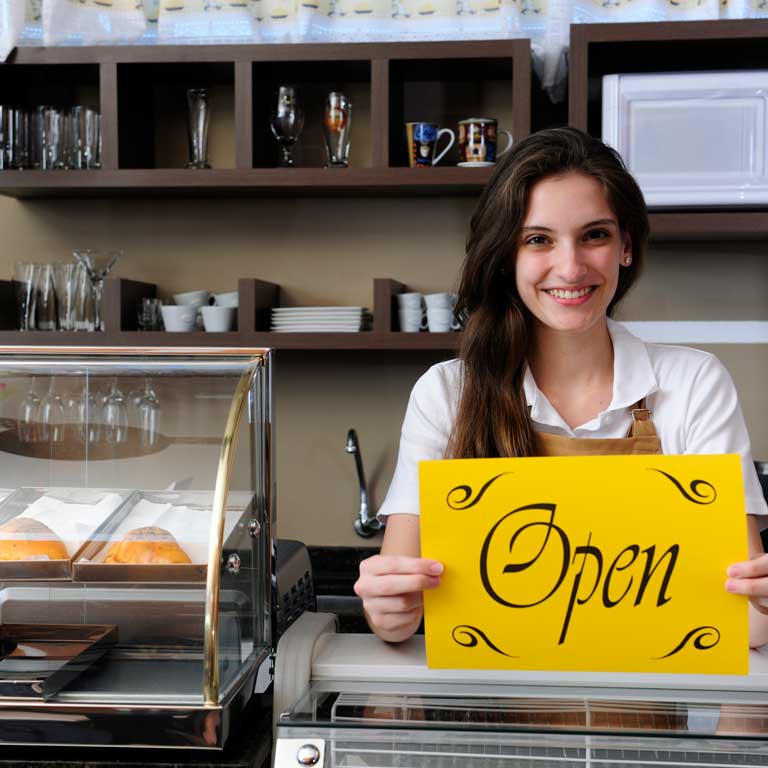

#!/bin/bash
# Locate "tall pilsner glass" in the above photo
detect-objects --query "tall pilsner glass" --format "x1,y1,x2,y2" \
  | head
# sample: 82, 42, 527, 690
323, 92, 352, 168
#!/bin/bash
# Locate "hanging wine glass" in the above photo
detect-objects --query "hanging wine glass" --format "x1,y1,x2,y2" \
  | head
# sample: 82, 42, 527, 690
78, 379, 101, 445
269, 86, 304, 168
102, 377, 128, 445
72, 249, 122, 332
37, 377, 66, 444
137, 377, 160, 449
17, 377, 41, 443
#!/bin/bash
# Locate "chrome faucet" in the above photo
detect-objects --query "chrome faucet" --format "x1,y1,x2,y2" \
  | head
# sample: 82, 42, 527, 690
346, 429, 385, 538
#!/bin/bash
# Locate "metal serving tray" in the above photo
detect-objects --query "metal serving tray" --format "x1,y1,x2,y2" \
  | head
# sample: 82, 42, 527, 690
0, 623, 117, 699
73, 491, 256, 583
0, 489, 135, 581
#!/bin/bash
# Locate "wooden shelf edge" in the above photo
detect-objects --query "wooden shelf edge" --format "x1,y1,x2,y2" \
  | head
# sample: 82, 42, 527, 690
649, 211, 768, 241
0, 331, 460, 351
0, 167, 493, 198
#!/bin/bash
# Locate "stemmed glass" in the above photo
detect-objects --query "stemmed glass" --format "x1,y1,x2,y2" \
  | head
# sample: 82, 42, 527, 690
37, 377, 66, 444
270, 86, 304, 168
17, 377, 41, 443
130, 377, 160, 448
77, 379, 101, 445
72, 249, 121, 332
102, 377, 128, 445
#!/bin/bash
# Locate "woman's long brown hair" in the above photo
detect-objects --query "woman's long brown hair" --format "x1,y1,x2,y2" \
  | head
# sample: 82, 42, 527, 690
447, 127, 650, 459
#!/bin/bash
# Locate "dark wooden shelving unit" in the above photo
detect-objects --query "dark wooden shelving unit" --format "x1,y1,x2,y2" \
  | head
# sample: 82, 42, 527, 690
0, 276, 462, 351
0, 39, 530, 198
568, 19, 768, 241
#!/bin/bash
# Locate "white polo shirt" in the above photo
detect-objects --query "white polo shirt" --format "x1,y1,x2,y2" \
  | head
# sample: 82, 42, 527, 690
378, 318, 768, 521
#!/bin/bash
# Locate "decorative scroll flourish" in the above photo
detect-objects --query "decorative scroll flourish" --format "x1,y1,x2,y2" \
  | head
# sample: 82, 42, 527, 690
451, 625, 517, 657
446, 472, 511, 510
652, 626, 721, 659
648, 469, 717, 505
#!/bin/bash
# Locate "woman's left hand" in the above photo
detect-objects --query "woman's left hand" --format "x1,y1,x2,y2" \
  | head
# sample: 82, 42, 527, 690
726, 515, 768, 623
726, 554, 768, 614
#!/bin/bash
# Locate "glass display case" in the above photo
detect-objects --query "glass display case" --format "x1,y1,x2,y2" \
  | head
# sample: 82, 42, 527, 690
0, 346, 273, 750
274, 617, 768, 768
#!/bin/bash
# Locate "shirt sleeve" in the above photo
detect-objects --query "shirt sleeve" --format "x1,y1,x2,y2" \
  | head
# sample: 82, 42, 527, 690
683, 353, 768, 522
377, 363, 457, 519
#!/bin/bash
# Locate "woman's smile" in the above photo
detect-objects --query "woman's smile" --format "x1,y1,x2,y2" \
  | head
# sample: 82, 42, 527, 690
543, 285, 597, 304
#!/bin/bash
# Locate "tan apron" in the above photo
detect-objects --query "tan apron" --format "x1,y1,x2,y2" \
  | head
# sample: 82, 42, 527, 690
534, 399, 662, 457
524, 399, 674, 730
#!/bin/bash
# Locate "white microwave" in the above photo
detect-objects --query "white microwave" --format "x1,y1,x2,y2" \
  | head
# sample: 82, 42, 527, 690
602, 70, 768, 208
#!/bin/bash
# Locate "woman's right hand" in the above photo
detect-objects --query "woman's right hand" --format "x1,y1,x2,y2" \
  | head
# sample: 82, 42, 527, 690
354, 554, 443, 643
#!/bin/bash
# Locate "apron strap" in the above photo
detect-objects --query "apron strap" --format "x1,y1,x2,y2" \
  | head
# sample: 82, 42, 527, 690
627, 398, 658, 438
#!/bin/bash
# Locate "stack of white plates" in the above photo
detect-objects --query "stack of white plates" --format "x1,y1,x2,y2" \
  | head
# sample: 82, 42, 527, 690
270, 306, 371, 332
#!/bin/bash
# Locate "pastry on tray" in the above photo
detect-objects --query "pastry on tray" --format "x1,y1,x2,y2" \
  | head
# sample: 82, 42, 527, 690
103, 526, 192, 565
0, 517, 69, 561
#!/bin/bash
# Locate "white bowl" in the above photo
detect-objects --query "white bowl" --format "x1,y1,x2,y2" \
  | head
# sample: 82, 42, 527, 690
173, 289, 210, 307
201, 306, 236, 333
213, 291, 239, 308
161, 305, 197, 333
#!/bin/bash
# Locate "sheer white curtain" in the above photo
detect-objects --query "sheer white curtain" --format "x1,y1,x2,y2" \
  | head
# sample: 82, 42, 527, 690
1, 0, 766, 91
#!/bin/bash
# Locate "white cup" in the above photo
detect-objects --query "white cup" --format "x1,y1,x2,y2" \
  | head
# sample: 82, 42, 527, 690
427, 307, 460, 332
396, 292, 424, 311
173, 289, 210, 307
201, 305, 236, 332
160, 305, 197, 332
214, 291, 239, 308
424, 292, 457, 310
399, 307, 427, 332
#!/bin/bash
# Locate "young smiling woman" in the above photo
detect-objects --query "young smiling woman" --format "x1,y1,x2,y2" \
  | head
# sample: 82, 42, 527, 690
353, 126, 768, 647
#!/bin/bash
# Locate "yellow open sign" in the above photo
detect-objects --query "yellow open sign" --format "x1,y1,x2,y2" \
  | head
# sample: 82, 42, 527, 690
420, 454, 749, 675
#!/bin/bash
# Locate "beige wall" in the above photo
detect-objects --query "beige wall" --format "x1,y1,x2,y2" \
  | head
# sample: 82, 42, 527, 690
2, 195, 767, 545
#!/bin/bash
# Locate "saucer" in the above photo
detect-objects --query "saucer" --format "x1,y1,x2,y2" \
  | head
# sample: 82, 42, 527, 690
457, 161, 494, 168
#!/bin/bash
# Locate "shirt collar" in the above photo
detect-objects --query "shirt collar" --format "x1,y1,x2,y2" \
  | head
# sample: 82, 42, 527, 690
523, 318, 659, 431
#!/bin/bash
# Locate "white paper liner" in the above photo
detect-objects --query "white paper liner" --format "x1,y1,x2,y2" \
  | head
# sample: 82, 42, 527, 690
18, 491, 125, 558
84, 494, 246, 565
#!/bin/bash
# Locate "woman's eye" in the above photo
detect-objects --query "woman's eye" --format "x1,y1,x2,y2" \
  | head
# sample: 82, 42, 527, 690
524, 235, 549, 246
585, 229, 610, 241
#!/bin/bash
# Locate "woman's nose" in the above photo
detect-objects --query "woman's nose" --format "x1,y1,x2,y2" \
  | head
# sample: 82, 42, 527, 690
556, 243, 589, 281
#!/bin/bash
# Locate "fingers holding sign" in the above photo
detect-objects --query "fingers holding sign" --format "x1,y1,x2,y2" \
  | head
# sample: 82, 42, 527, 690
354, 514, 443, 642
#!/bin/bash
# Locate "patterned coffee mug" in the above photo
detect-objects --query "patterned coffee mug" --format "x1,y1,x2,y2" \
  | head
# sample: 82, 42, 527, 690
457, 118, 513, 166
405, 122, 456, 167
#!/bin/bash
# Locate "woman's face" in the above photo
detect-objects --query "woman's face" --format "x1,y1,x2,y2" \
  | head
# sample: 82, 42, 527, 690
514, 171, 631, 337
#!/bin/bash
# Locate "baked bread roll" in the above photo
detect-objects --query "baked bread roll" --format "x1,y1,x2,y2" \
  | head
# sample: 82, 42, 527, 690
0, 517, 68, 561
104, 526, 191, 565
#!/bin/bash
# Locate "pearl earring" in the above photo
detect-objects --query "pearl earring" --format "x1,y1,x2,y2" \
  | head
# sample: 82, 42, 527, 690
623, 256, 632, 266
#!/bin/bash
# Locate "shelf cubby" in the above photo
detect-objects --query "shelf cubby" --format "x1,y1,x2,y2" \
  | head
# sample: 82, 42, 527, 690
568, 19, 768, 241
252, 60, 371, 169
117, 61, 236, 170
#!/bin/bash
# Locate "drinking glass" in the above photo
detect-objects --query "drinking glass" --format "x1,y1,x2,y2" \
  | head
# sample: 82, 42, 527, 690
72, 249, 121, 332
270, 86, 304, 168
186, 89, 211, 170
37, 377, 66, 444
34, 263, 57, 331
137, 297, 163, 331
53, 262, 77, 331
0, 106, 11, 170
323, 92, 352, 168
42, 107, 64, 170
84, 109, 100, 169
73, 261, 94, 332
102, 377, 128, 444
11, 108, 31, 170
17, 377, 40, 443
13, 261, 36, 331
66, 106, 88, 170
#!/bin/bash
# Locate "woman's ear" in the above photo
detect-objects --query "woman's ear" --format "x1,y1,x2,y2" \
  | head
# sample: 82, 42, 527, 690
620, 232, 632, 267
